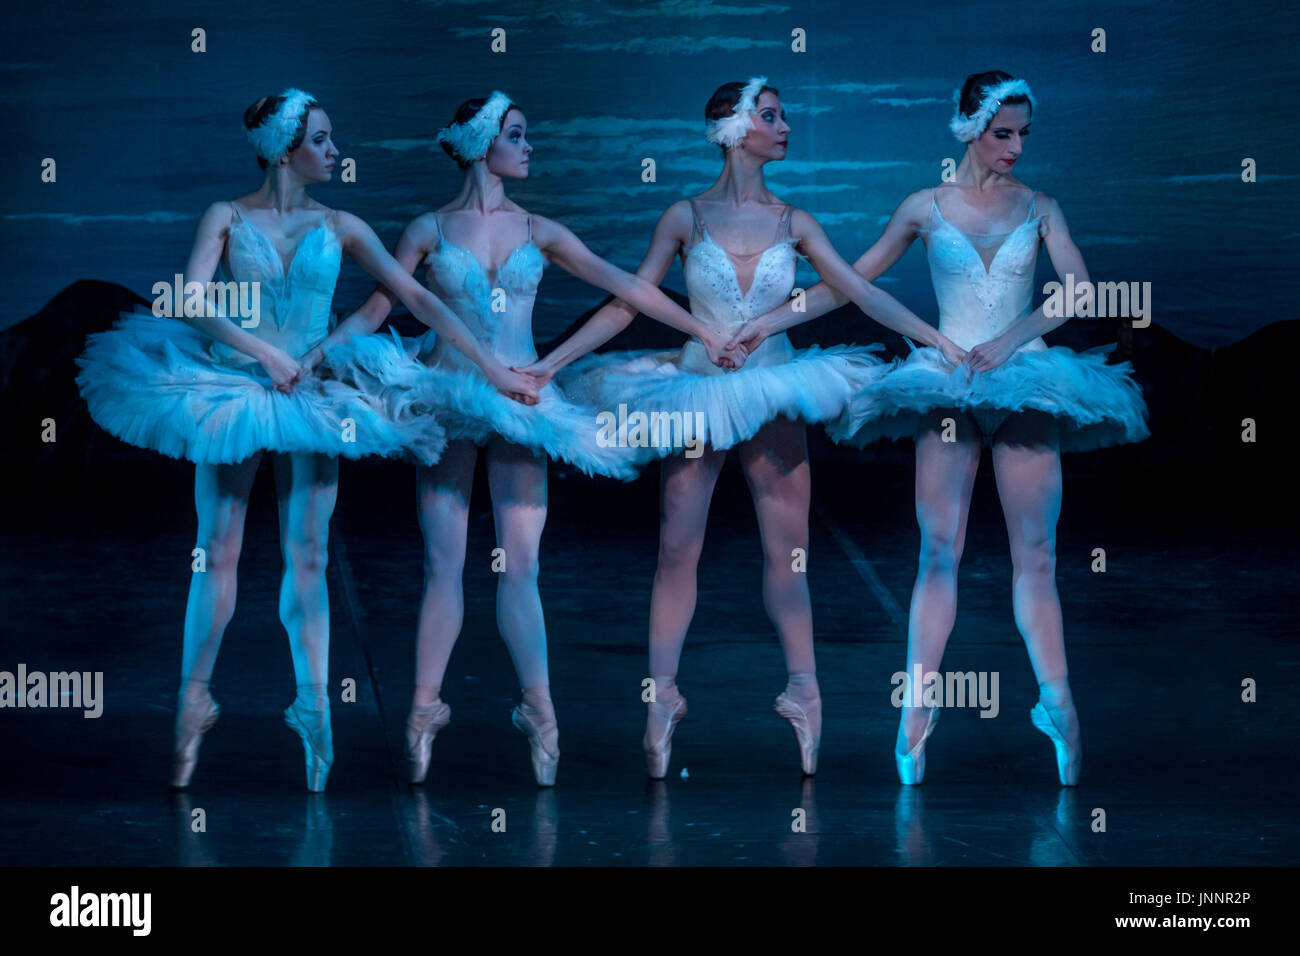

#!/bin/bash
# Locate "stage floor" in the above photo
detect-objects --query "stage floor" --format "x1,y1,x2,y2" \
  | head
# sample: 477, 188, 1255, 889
1, 453, 1295, 866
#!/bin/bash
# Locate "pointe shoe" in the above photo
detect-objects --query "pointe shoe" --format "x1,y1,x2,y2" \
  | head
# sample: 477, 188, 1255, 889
894, 706, 940, 786
774, 692, 821, 776
406, 700, 451, 785
170, 694, 220, 789
511, 700, 560, 787
284, 702, 334, 792
643, 695, 687, 780
1030, 700, 1081, 786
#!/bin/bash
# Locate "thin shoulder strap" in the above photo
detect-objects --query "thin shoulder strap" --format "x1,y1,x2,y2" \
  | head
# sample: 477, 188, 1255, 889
527, 214, 533, 242
228, 200, 244, 223
930, 187, 947, 220
688, 198, 705, 241
774, 204, 792, 242
1025, 191, 1038, 222
431, 211, 445, 247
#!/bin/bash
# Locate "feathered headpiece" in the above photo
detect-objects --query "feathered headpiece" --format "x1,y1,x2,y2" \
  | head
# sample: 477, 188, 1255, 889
706, 75, 768, 148
436, 91, 514, 163
245, 88, 318, 162
949, 78, 1036, 143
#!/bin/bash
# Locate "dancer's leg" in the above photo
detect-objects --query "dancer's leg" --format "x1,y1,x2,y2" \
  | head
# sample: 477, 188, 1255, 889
737, 417, 816, 679
412, 439, 477, 707
739, 417, 821, 772
403, 440, 477, 782
484, 436, 549, 691
180, 454, 262, 690
642, 443, 725, 776
992, 411, 1079, 768
273, 451, 340, 790
648, 444, 727, 695
172, 454, 261, 786
272, 451, 340, 703
900, 409, 981, 750
486, 436, 556, 782
991, 411, 1065, 683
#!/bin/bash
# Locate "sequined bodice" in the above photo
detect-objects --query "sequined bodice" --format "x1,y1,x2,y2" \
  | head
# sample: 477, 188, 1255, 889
921, 190, 1046, 352
208, 203, 341, 366
685, 232, 800, 333
421, 214, 547, 370
679, 201, 800, 371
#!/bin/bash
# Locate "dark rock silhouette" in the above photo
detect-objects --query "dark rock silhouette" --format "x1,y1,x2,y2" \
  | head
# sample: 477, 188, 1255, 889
1, 280, 150, 464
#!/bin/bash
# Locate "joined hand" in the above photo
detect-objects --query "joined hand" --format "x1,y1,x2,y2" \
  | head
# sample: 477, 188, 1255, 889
705, 334, 748, 371
725, 319, 769, 358
959, 336, 1014, 375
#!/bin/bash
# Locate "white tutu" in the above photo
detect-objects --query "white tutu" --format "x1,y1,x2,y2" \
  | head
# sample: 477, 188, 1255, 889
323, 328, 640, 480
832, 187, 1152, 452
75, 312, 447, 465
827, 343, 1150, 452
559, 337, 890, 464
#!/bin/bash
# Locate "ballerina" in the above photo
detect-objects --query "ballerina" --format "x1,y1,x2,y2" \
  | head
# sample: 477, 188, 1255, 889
312, 92, 743, 787
729, 72, 1150, 785
75, 89, 540, 792
528, 77, 965, 777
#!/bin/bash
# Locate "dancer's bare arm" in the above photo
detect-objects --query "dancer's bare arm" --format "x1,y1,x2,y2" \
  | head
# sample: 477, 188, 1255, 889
524, 212, 743, 382
336, 211, 539, 403
728, 189, 934, 353
771, 206, 965, 365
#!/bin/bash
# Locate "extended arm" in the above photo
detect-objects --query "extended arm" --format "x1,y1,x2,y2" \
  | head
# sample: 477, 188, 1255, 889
785, 207, 966, 365
337, 211, 539, 403
732, 190, 930, 344
529, 212, 740, 376
523, 202, 728, 383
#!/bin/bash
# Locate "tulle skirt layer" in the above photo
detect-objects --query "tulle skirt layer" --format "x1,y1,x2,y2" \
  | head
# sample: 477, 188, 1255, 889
74, 312, 446, 465
323, 329, 639, 479
556, 340, 890, 466
827, 344, 1150, 452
